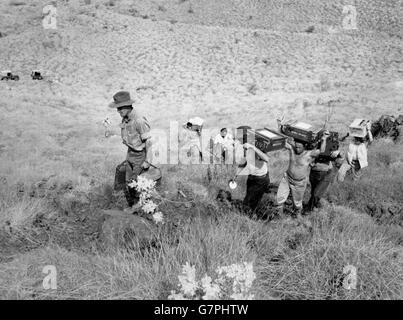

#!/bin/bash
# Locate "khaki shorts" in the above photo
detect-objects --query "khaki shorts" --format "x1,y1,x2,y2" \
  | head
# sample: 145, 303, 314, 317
337, 161, 362, 182
276, 172, 308, 209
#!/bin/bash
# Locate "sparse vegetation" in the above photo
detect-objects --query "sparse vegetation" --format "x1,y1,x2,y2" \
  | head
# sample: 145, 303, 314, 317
247, 83, 258, 95
0, 111, 401, 299
105, 0, 115, 7
8, 0, 26, 6
319, 75, 331, 92
305, 26, 315, 33
158, 5, 166, 12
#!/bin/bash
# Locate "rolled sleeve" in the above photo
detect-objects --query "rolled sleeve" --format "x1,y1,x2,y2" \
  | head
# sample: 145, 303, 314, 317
122, 111, 152, 151
136, 117, 151, 141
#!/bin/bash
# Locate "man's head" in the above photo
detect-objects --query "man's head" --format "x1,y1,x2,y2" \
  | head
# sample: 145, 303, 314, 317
294, 141, 305, 154
108, 91, 135, 111
220, 128, 227, 138
117, 105, 133, 118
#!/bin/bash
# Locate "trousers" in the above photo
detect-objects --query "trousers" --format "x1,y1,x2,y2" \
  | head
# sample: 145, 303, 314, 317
276, 172, 308, 209
243, 172, 271, 211
114, 149, 146, 206
307, 168, 337, 211
337, 160, 361, 182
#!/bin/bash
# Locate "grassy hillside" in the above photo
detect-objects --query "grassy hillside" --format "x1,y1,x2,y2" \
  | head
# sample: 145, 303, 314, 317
0, 187, 402, 299
0, 0, 402, 130
0, 0, 402, 299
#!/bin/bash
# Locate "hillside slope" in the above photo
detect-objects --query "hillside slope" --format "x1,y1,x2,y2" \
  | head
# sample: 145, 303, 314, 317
0, 1, 402, 135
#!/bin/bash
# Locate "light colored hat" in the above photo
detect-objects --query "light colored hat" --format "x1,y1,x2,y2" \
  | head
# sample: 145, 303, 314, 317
188, 117, 204, 126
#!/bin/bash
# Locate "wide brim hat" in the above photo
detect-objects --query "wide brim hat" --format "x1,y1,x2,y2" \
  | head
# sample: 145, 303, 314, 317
108, 91, 135, 108
139, 167, 162, 181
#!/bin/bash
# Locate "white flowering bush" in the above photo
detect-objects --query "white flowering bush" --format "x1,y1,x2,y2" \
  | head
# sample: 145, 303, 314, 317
128, 176, 164, 224
168, 262, 256, 300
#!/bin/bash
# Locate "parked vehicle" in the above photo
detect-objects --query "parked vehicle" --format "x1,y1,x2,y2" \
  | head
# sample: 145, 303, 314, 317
1, 71, 19, 81
31, 70, 43, 80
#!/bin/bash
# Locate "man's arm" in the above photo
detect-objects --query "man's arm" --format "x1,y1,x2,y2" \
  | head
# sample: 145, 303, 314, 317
366, 121, 373, 144
310, 131, 330, 158
235, 157, 249, 176
332, 149, 345, 168
319, 132, 329, 154
277, 114, 285, 132
310, 149, 321, 158
243, 143, 270, 163
144, 138, 153, 165
284, 141, 294, 157
236, 164, 250, 176
135, 116, 152, 168
340, 132, 350, 142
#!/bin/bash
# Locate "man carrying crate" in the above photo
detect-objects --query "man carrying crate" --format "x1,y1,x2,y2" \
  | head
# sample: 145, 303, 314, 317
276, 120, 329, 219
236, 143, 271, 212
338, 120, 373, 181
307, 144, 344, 212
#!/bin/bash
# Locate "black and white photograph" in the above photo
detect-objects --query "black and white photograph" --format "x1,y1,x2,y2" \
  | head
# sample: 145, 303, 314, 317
0, 0, 402, 304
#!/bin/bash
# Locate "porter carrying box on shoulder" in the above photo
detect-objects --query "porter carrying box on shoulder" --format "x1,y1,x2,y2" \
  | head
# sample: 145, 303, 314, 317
246, 128, 288, 153
281, 121, 340, 153
349, 119, 369, 138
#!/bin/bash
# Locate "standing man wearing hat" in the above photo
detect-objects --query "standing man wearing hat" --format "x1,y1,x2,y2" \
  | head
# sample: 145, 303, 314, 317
109, 91, 153, 213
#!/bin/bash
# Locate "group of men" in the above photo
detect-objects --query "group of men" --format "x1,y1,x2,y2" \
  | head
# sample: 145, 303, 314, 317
108, 90, 374, 218
232, 119, 373, 220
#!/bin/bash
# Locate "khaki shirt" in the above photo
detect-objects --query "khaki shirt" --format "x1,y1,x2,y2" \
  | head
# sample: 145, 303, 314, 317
120, 110, 151, 151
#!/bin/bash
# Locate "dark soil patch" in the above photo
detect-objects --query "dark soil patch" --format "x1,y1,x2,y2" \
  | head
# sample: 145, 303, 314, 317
1, 183, 119, 262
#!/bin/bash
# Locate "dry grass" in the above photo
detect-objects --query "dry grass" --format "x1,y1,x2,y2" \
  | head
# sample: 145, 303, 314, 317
329, 139, 403, 226
8, 0, 26, 6
0, 205, 401, 299
0, 125, 402, 299
256, 206, 402, 299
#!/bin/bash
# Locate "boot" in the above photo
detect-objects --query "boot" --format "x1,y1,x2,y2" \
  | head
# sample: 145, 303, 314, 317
114, 162, 127, 191
306, 196, 315, 213
124, 186, 140, 210
124, 187, 135, 207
